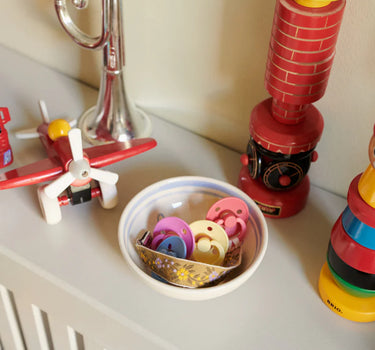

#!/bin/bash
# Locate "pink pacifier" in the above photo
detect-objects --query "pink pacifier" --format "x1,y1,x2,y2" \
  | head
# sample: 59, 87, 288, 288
190, 220, 229, 266
206, 197, 249, 247
151, 216, 195, 258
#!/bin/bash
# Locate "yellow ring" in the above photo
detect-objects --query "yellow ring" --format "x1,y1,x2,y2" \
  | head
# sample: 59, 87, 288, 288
318, 262, 375, 322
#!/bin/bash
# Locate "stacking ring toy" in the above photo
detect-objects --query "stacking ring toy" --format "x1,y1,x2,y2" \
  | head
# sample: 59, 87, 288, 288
327, 258, 375, 298
342, 206, 375, 250
319, 262, 375, 323
327, 242, 375, 291
330, 215, 375, 274
190, 220, 229, 266
347, 174, 375, 228
151, 217, 195, 258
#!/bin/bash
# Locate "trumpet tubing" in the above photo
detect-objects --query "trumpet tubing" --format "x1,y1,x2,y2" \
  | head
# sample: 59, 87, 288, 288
55, 0, 151, 144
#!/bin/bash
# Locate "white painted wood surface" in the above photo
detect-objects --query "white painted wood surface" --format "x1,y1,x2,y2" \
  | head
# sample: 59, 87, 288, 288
0, 45, 374, 350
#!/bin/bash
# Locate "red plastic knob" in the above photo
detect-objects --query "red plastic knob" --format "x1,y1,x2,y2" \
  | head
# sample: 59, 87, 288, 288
311, 151, 319, 162
279, 175, 292, 187
240, 154, 249, 166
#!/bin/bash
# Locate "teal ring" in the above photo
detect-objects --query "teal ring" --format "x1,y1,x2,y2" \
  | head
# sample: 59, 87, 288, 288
342, 206, 375, 250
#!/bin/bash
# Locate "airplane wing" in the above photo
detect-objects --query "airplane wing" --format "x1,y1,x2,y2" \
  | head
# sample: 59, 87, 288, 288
0, 158, 63, 190
0, 137, 156, 190
85, 137, 157, 168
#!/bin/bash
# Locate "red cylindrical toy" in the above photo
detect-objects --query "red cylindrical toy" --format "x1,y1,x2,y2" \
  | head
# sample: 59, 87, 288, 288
239, 0, 346, 218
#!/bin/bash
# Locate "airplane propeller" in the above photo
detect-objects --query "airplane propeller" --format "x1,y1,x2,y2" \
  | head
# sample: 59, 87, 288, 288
15, 100, 77, 140
44, 128, 119, 198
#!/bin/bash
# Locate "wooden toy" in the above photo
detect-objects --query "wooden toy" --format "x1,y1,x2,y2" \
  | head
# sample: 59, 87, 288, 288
0, 107, 13, 168
0, 101, 156, 225
358, 125, 375, 207
318, 125, 375, 322
239, 0, 346, 218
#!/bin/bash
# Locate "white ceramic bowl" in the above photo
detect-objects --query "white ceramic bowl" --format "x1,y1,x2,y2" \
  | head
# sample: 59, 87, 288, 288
118, 176, 268, 301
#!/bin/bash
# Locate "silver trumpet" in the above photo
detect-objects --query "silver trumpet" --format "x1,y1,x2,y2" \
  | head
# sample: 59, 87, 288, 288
55, 0, 151, 144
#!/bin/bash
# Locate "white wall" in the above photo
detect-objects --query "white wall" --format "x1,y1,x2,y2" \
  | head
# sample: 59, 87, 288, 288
0, 0, 374, 198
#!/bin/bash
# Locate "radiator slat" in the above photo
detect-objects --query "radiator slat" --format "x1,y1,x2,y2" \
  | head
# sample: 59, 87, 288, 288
11, 290, 43, 350
48, 315, 74, 350
31, 304, 54, 350
67, 326, 85, 350
0, 285, 25, 350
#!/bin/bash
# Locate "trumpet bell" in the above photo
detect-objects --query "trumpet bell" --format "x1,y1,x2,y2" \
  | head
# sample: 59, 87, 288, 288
78, 65, 152, 144
78, 106, 152, 145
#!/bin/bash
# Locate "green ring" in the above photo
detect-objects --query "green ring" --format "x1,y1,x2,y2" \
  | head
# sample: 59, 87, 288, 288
327, 259, 375, 298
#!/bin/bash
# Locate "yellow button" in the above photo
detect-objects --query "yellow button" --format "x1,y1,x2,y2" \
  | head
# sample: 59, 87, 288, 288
47, 119, 71, 141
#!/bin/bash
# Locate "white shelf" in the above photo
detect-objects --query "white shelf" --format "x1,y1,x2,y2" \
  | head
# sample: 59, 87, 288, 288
0, 45, 374, 350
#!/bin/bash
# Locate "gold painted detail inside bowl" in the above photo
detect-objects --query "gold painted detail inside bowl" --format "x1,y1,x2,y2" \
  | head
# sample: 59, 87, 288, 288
136, 231, 242, 288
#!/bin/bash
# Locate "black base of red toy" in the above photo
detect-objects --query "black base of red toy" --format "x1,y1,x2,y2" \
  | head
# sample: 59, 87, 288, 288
238, 165, 310, 218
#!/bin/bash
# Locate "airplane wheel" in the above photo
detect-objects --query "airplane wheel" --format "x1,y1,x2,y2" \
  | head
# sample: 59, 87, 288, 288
98, 182, 118, 209
37, 185, 62, 225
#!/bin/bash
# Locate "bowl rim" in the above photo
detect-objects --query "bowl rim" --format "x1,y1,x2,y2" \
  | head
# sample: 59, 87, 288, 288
118, 176, 268, 301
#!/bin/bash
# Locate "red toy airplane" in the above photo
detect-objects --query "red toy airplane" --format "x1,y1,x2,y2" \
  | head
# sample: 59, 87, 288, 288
0, 101, 157, 224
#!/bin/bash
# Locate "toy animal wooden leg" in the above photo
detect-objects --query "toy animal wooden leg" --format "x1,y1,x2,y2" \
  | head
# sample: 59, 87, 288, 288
238, 0, 346, 218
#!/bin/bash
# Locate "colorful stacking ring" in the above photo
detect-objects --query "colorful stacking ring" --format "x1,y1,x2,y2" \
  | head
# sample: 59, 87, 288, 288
330, 215, 375, 274
327, 258, 375, 298
341, 206, 375, 250
327, 242, 375, 290
347, 174, 375, 228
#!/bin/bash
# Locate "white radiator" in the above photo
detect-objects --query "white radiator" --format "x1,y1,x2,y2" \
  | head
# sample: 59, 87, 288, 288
0, 250, 170, 350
